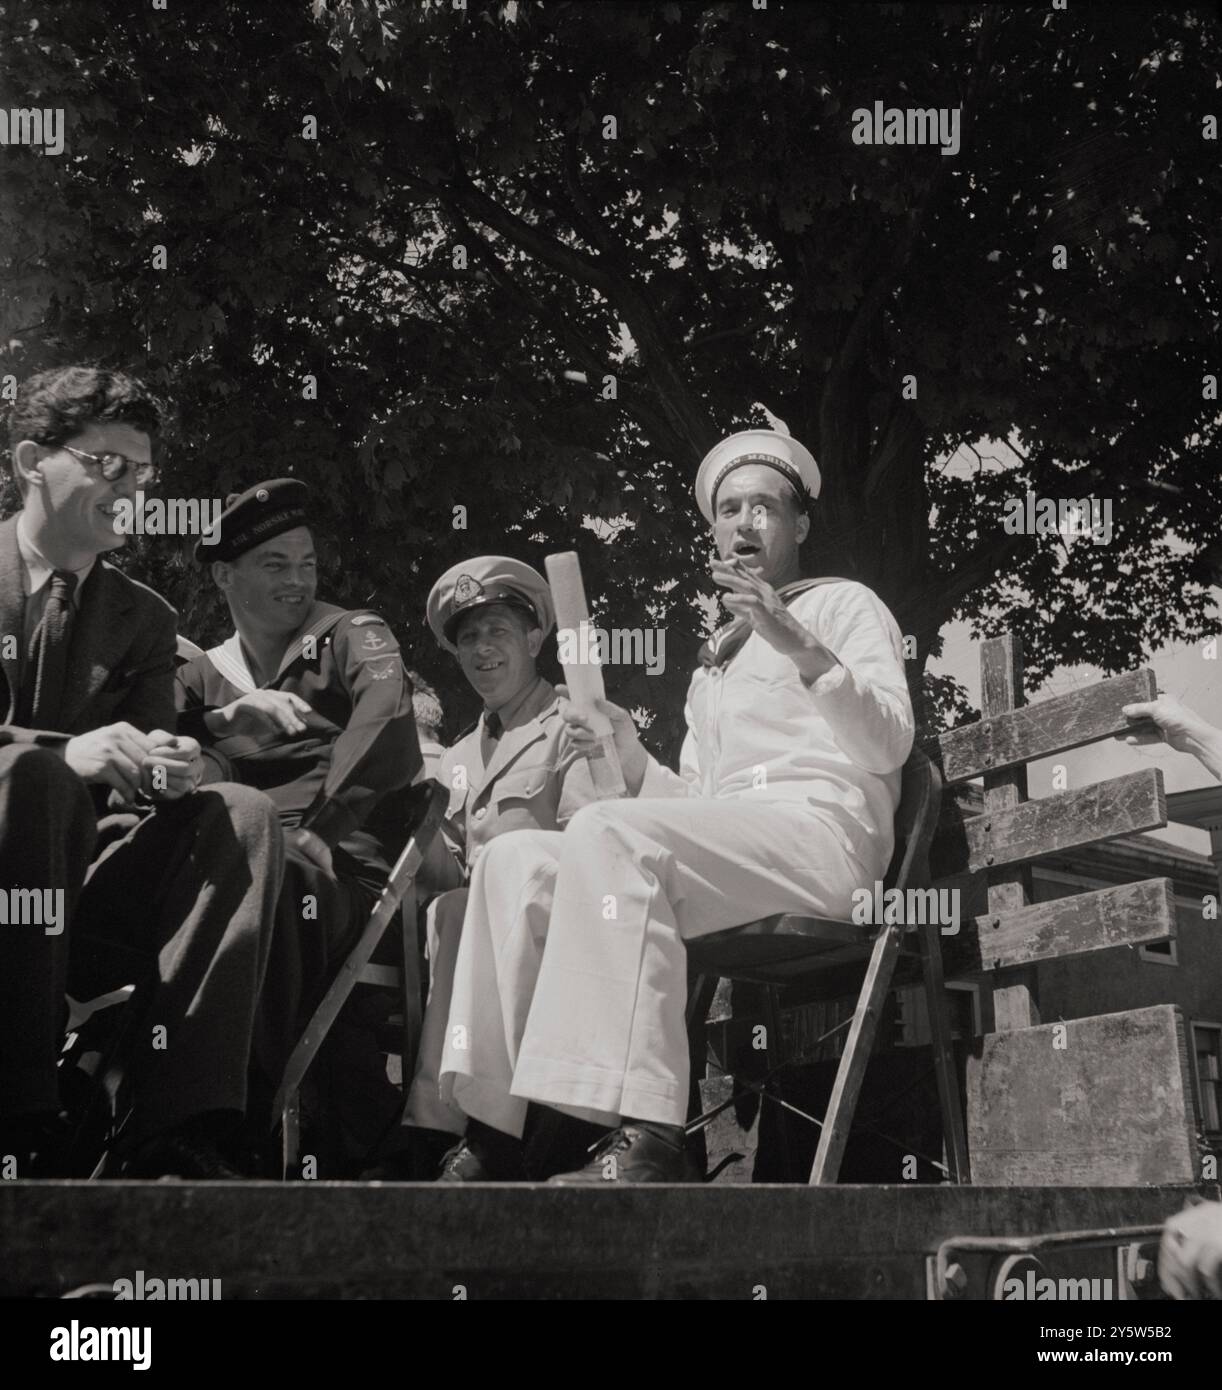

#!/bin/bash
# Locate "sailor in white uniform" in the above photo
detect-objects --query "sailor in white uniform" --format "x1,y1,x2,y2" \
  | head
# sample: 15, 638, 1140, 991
436, 430, 915, 1182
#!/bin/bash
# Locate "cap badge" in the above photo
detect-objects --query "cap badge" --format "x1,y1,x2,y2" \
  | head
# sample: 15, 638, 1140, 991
453, 573, 483, 607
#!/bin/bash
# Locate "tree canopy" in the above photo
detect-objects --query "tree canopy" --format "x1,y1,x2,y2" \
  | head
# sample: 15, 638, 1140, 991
2, 0, 1219, 750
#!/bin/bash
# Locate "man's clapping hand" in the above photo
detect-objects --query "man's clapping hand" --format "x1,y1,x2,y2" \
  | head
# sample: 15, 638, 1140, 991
63, 722, 154, 801
142, 732, 204, 801
204, 689, 312, 740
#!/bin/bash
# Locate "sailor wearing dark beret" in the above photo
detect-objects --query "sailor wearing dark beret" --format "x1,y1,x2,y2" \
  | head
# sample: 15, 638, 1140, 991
176, 478, 422, 1164
366, 555, 597, 1178
195, 477, 310, 564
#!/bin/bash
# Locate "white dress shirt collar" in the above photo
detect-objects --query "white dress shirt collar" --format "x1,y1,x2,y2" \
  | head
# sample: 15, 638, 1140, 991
16, 515, 96, 604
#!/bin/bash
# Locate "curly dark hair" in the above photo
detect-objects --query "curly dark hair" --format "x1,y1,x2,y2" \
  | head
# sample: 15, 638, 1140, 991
7, 365, 165, 450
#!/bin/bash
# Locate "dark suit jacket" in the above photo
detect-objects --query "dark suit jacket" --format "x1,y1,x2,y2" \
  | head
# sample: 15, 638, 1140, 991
0, 514, 177, 748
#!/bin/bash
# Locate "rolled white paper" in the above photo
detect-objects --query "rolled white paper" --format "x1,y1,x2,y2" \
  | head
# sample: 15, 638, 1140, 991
545, 551, 627, 799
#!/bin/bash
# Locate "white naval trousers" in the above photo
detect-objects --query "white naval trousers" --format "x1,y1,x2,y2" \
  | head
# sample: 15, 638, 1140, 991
403, 888, 470, 1134
438, 795, 869, 1137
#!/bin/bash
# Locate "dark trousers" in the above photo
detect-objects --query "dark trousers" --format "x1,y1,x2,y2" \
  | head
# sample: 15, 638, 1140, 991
0, 746, 284, 1142
252, 842, 402, 1163
0, 746, 97, 1118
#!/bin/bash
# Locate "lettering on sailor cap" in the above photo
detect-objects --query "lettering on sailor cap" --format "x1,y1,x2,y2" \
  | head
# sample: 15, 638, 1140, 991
196, 477, 310, 562
694, 429, 821, 523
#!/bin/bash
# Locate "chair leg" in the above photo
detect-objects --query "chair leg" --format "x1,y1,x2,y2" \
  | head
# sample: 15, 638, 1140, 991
273, 896, 410, 1150
684, 973, 719, 1177
398, 887, 423, 1091
916, 916, 971, 1183
810, 922, 905, 1184
281, 1091, 301, 1178
685, 971, 718, 1039
271, 781, 447, 1162
684, 972, 719, 1108
762, 986, 798, 1182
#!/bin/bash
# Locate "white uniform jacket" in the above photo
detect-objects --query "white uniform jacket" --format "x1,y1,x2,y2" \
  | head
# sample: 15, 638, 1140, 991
639, 579, 914, 877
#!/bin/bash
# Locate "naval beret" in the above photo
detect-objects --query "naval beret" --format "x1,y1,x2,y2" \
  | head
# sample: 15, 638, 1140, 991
196, 477, 310, 562
427, 556, 555, 654
694, 429, 821, 524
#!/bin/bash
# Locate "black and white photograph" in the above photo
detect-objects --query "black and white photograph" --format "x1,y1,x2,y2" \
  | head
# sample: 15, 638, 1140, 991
0, 0, 1220, 1347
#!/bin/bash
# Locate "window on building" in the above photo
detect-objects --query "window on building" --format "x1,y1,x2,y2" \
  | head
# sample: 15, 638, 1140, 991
1191, 1023, 1222, 1135
893, 982, 981, 1048
1139, 936, 1179, 966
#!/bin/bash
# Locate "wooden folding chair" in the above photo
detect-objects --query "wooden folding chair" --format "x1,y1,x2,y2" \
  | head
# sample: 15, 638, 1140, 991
686, 748, 970, 1185
59, 965, 155, 1179
272, 778, 449, 1176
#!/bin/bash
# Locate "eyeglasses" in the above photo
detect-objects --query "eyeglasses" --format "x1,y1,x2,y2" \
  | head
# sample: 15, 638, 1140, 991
60, 444, 158, 487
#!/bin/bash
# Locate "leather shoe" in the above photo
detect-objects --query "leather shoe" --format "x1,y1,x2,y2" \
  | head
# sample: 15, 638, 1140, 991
0, 1112, 75, 1178
436, 1122, 524, 1182
361, 1128, 461, 1181
547, 1123, 700, 1185
121, 1129, 246, 1180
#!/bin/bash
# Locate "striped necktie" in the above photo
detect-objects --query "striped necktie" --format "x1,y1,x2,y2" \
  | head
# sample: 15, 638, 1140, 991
22, 571, 78, 729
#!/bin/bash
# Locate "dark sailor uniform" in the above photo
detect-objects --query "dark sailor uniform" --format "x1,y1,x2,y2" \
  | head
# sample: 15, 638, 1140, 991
176, 600, 421, 1154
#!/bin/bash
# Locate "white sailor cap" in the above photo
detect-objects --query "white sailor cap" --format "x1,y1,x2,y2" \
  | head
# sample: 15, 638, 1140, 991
694, 429, 821, 523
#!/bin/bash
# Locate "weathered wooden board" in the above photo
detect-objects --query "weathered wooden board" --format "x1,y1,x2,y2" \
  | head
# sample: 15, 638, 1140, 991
966, 1004, 1200, 1185
944, 768, 1166, 876
938, 668, 1158, 784
979, 635, 1037, 1030
0, 1181, 1206, 1299
954, 877, 1177, 972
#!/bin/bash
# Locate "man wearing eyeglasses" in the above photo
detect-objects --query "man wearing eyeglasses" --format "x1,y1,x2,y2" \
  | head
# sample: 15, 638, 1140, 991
0, 365, 284, 1179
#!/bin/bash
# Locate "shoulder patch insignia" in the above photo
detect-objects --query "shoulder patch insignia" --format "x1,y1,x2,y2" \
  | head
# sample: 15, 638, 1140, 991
361, 628, 389, 652
351, 613, 384, 626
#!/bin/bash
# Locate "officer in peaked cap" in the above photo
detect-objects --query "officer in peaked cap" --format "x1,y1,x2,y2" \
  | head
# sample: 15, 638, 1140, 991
427, 556, 557, 655
693, 428, 822, 524
176, 477, 421, 1169
364, 554, 597, 1180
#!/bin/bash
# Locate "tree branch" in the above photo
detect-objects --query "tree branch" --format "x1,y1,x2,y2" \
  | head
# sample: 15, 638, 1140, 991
446, 129, 718, 456
437, 194, 686, 458
834, 6, 1006, 381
